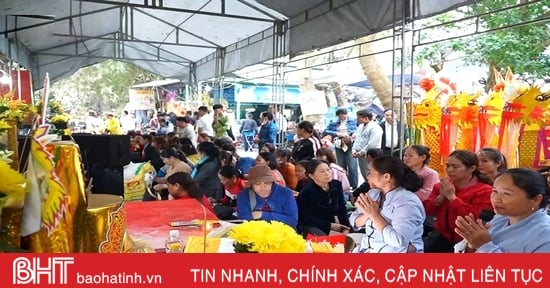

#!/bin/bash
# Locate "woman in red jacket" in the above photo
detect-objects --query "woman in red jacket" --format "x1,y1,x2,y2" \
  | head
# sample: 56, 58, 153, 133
423, 150, 493, 252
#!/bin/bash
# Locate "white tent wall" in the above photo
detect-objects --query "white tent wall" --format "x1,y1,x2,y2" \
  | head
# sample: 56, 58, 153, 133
0, 0, 474, 89
195, 0, 474, 82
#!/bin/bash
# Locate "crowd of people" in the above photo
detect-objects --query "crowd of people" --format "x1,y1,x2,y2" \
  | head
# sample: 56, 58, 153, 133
126, 104, 550, 253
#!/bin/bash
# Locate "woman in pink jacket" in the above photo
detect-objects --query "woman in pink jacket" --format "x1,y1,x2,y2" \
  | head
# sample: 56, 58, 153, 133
403, 145, 439, 201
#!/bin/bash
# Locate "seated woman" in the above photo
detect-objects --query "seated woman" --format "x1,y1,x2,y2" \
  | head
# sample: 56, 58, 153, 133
255, 152, 286, 186
180, 137, 200, 165
423, 150, 493, 252
260, 143, 276, 154
316, 147, 351, 195
403, 145, 439, 201
455, 168, 550, 252
477, 147, 507, 183
236, 165, 298, 229
350, 148, 383, 204
292, 121, 321, 162
166, 172, 214, 213
275, 149, 298, 190
147, 149, 192, 200
350, 156, 426, 253
294, 160, 310, 192
191, 142, 223, 201
214, 165, 247, 220
297, 159, 351, 236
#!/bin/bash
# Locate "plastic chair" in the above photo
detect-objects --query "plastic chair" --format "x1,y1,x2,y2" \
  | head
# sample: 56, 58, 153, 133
242, 130, 256, 152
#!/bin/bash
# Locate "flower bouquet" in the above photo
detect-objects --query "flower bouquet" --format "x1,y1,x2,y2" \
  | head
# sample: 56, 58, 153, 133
36, 99, 64, 115
0, 159, 28, 249
228, 221, 306, 253
50, 113, 71, 135
0, 91, 36, 122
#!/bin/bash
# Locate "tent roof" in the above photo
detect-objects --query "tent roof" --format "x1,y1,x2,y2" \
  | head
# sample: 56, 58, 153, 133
0, 0, 473, 89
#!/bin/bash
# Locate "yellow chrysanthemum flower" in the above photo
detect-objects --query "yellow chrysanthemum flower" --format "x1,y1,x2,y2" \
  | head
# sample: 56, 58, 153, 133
0, 119, 11, 130
50, 113, 70, 123
228, 220, 306, 253
0, 161, 27, 198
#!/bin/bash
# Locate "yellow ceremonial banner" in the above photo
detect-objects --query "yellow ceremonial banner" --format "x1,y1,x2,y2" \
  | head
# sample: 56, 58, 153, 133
184, 236, 221, 253
26, 142, 86, 252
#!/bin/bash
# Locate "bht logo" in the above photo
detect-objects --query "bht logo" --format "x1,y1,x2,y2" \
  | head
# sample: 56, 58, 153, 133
12, 256, 74, 285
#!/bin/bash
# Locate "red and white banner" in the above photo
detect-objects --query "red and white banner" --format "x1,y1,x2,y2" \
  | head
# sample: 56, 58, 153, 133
0, 254, 547, 287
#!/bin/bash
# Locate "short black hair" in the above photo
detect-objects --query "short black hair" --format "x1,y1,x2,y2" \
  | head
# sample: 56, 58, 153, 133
176, 116, 188, 122
212, 104, 223, 110
336, 108, 348, 116
198, 106, 208, 112
356, 109, 373, 120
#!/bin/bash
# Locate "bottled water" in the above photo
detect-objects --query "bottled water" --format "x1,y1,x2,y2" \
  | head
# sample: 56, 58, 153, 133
165, 230, 183, 253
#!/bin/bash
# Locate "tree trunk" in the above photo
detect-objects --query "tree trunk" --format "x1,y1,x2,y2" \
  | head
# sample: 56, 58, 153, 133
484, 63, 501, 93
357, 34, 393, 110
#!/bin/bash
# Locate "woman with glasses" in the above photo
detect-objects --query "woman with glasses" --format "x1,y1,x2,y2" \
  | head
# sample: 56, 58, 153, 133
236, 165, 298, 229
350, 155, 426, 253
297, 159, 351, 236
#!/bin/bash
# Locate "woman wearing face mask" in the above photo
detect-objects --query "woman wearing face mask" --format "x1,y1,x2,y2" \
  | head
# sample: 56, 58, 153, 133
297, 159, 351, 236
236, 165, 298, 229
423, 150, 493, 252
455, 168, 550, 252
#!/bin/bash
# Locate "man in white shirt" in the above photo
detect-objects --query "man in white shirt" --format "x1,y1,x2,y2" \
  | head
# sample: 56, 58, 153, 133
85, 111, 104, 134
120, 110, 137, 134
380, 109, 408, 157
175, 116, 196, 146
195, 106, 214, 138
352, 109, 383, 182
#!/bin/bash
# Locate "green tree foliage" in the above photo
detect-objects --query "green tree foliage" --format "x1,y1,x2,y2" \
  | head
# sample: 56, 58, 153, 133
415, 0, 550, 89
48, 60, 161, 116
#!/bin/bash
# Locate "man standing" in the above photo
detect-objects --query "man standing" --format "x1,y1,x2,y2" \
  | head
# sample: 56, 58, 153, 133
352, 109, 383, 182
268, 105, 287, 143
256, 112, 278, 148
380, 109, 408, 157
323, 108, 358, 188
240, 112, 258, 151
196, 106, 214, 138
212, 104, 230, 139
120, 110, 137, 134
175, 116, 196, 146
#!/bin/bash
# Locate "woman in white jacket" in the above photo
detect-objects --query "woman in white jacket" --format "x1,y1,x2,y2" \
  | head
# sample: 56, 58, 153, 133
350, 155, 426, 253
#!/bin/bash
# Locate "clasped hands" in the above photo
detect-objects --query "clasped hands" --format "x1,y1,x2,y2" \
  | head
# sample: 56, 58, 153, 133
454, 213, 492, 250
435, 177, 457, 205
355, 193, 381, 219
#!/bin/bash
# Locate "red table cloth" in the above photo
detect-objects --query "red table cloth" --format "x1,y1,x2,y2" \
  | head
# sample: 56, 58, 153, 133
125, 199, 218, 252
